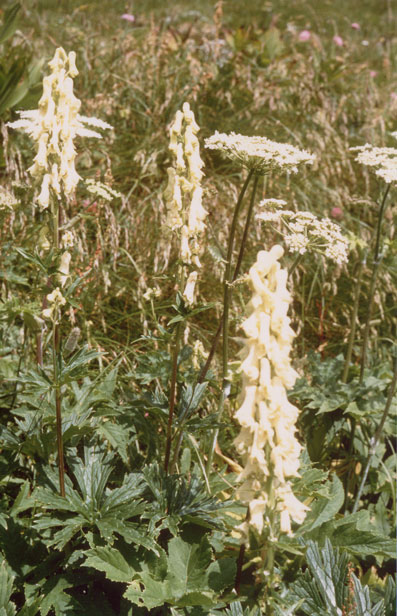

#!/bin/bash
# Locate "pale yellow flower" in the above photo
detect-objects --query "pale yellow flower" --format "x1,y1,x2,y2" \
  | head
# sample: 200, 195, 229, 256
234, 245, 307, 539
7, 47, 112, 209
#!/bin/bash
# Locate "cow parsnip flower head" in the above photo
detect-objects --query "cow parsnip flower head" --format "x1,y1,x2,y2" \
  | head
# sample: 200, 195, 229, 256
257, 208, 349, 266
205, 131, 315, 175
234, 245, 308, 540
350, 144, 397, 184
7, 47, 112, 209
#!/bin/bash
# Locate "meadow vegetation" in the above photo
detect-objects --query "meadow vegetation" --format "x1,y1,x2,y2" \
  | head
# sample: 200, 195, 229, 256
0, 1, 396, 614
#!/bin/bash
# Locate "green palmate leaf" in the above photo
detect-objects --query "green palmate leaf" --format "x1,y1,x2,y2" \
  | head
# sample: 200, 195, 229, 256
125, 577, 169, 610
0, 558, 16, 616
167, 535, 212, 596
302, 509, 396, 561
330, 524, 396, 559
299, 474, 344, 533
59, 346, 101, 383
351, 574, 384, 616
178, 382, 208, 422
83, 546, 136, 583
206, 558, 236, 593
292, 539, 390, 616
123, 536, 233, 610
291, 539, 348, 616
40, 576, 74, 616
384, 576, 396, 616
9, 481, 32, 517
97, 421, 129, 463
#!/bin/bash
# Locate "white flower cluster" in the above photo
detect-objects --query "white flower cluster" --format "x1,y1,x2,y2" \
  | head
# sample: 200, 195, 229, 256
234, 245, 308, 538
7, 47, 112, 209
257, 208, 349, 266
163, 102, 207, 304
204, 131, 315, 175
350, 144, 397, 184
86, 179, 122, 201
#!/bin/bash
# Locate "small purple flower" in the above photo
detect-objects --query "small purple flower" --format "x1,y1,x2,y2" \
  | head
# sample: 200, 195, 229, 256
298, 30, 311, 42
351, 22, 360, 30
370, 70, 377, 78
121, 13, 135, 23
333, 35, 344, 47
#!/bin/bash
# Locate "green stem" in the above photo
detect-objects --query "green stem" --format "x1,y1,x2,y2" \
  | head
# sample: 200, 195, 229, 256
345, 186, 391, 511
52, 199, 65, 497
164, 320, 183, 474
206, 169, 254, 474
342, 259, 364, 383
288, 253, 303, 276
232, 175, 259, 280
359, 184, 390, 381
352, 354, 397, 513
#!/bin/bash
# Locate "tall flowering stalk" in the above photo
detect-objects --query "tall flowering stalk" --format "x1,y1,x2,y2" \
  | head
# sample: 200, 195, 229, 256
204, 132, 315, 472
233, 245, 308, 601
163, 102, 206, 472
342, 142, 396, 509
8, 47, 111, 495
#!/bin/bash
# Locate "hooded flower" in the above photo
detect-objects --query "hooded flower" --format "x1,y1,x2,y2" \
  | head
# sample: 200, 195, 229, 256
234, 245, 308, 539
164, 102, 207, 305
7, 47, 112, 209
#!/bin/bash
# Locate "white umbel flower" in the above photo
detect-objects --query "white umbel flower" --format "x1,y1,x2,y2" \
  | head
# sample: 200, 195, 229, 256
234, 245, 308, 539
350, 143, 397, 184
205, 131, 315, 175
257, 209, 349, 266
7, 47, 112, 209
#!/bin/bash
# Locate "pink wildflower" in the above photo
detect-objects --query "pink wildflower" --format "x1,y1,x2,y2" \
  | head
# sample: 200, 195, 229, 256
351, 22, 360, 30
333, 35, 344, 47
298, 30, 311, 42
370, 71, 377, 78
121, 13, 135, 23
330, 207, 343, 220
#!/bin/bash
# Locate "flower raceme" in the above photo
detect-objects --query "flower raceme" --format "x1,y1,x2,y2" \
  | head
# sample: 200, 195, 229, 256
7, 47, 112, 209
164, 102, 207, 305
234, 245, 308, 538
204, 131, 315, 175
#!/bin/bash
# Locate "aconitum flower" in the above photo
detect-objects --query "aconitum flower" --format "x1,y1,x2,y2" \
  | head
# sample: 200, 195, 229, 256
164, 102, 207, 305
204, 131, 315, 175
351, 143, 397, 184
7, 47, 112, 210
234, 246, 308, 538
42, 287, 66, 321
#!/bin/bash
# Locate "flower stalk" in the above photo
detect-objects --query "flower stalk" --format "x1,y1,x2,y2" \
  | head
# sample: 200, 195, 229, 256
7, 47, 111, 495
205, 169, 254, 473
359, 184, 391, 381
163, 102, 206, 472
